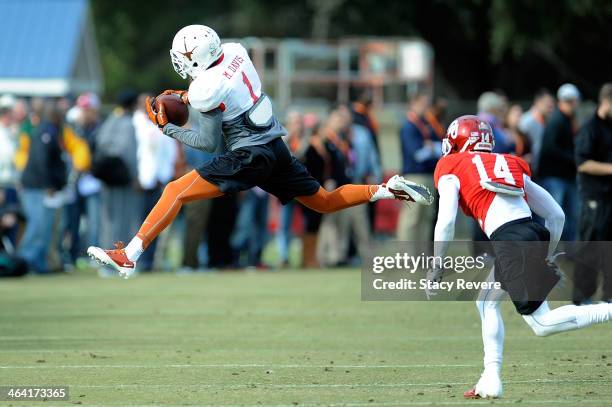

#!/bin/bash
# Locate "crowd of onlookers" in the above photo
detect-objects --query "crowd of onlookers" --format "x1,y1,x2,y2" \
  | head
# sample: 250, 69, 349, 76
0, 83, 611, 301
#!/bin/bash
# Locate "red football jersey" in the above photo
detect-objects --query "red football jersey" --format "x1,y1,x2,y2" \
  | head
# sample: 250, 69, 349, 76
434, 152, 531, 228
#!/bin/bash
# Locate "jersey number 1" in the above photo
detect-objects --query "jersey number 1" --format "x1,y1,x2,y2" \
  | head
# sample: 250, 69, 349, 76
242, 72, 259, 103
471, 154, 516, 185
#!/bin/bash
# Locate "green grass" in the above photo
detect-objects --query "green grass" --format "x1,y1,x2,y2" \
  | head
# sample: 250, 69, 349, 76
0, 269, 610, 406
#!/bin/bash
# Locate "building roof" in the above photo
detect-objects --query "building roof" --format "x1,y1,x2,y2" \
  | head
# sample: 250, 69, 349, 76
0, 0, 103, 96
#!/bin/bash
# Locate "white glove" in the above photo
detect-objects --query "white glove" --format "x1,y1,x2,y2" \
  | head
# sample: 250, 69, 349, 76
425, 268, 444, 300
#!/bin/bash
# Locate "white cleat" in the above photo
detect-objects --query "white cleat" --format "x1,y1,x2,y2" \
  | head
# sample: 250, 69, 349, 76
386, 174, 434, 205
87, 242, 136, 279
465, 373, 503, 399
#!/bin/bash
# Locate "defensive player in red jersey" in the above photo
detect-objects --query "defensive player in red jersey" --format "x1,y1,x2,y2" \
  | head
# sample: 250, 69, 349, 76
86, 25, 434, 275
431, 115, 612, 399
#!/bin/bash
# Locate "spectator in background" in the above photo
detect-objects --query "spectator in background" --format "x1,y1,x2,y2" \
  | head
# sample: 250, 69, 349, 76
134, 93, 177, 271
285, 110, 310, 158
316, 106, 355, 267
301, 122, 327, 268
505, 104, 531, 158
573, 83, 612, 304
341, 110, 382, 263
232, 187, 269, 268
424, 96, 448, 139
74, 93, 102, 146
300, 108, 354, 268
538, 83, 581, 240
351, 90, 381, 233
351, 89, 380, 151
328, 104, 376, 265
397, 91, 440, 241
94, 90, 140, 256
18, 101, 67, 273
277, 110, 306, 267
477, 91, 515, 153
74, 93, 103, 250
60, 95, 96, 266
352, 117, 382, 187
10, 98, 28, 134
0, 189, 26, 277
0, 95, 19, 246
13, 98, 42, 173
519, 88, 555, 174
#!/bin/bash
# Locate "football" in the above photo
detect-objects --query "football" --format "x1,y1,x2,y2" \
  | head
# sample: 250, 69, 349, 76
155, 94, 189, 126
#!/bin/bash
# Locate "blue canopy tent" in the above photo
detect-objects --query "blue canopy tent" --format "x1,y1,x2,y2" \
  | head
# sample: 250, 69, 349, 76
0, 0, 103, 96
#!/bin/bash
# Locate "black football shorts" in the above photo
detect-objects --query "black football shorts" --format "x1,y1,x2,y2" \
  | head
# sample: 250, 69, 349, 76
490, 218, 560, 315
197, 137, 320, 204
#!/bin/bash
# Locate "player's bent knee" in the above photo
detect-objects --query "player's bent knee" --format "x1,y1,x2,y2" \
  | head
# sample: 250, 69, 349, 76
163, 180, 183, 200
523, 315, 554, 337
163, 180, 178, 193
531, 326, 554, 337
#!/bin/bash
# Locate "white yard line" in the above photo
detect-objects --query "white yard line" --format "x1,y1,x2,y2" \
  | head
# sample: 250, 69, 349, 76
55, 378, 612, 389
1, 334, 609, 342
0, 347, 609, 355
0, 361, 609, 369
0, 335, 482, 341
0, 363, 476, 369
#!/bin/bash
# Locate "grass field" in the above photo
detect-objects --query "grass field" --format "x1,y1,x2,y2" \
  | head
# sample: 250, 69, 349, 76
0, 269, 611, 406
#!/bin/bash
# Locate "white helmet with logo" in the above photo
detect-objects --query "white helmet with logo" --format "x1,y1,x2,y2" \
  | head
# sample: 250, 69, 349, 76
170, 25, 222, 80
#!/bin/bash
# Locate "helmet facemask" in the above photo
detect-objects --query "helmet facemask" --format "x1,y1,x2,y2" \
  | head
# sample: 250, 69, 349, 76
170, 49, 207, 80
170, 49, 189, 79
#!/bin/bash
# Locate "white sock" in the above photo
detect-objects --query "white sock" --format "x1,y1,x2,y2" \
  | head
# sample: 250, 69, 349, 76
125, 237, 144, 262
369, 185, 394, 202
476, 299, 504, 377
523, 300, 612, 337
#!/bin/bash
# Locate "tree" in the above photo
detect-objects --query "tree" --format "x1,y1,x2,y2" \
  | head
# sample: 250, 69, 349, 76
91, 0, 612, 100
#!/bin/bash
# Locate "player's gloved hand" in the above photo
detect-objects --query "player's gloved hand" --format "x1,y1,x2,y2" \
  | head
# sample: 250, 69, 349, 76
425, 268, 444, 300
161, 89, 189, 105
145, 96, 168, 129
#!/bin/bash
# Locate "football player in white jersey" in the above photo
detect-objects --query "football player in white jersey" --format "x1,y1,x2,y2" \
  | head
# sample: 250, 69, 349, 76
431, 115, 612, 399
87, 25, 434, 275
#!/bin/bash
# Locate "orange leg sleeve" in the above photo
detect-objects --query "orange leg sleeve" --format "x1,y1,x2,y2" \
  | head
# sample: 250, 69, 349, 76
296, 185, 378, 214
136, 170, 223, 247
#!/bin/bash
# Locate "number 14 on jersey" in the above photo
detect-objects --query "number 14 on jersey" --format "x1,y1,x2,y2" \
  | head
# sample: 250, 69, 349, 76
471, 154, 516, 185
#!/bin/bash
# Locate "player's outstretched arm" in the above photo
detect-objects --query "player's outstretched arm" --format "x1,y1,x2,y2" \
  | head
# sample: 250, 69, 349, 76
523, 175, 565, 258
434, 174, 460, 258
425, 174, 459, 295
162, 109, 223, 153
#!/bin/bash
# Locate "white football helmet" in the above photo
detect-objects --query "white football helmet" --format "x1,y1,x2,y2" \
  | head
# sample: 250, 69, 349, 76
170, 25, 222, 80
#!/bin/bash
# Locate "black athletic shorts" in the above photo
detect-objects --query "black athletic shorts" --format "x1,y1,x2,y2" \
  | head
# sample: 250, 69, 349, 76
197, 138, 321, 204
490, 217, 560, 315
